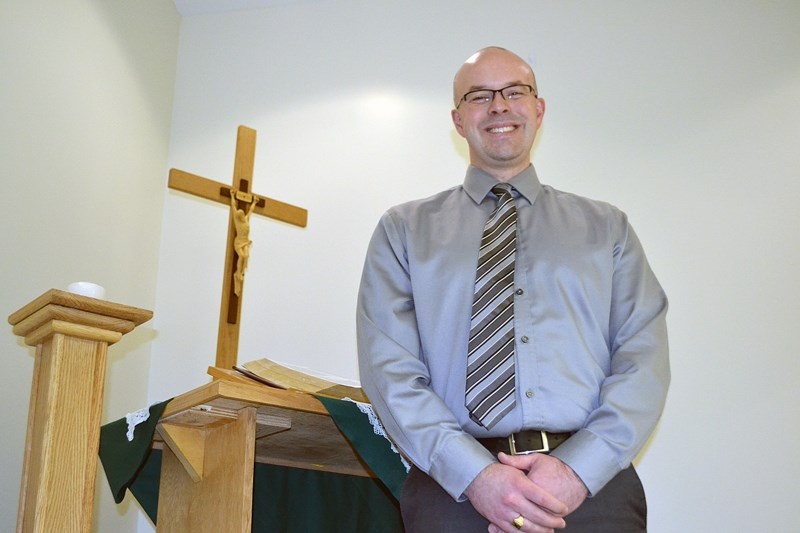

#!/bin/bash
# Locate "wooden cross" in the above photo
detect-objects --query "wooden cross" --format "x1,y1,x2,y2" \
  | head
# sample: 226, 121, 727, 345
168, 125, 308, 369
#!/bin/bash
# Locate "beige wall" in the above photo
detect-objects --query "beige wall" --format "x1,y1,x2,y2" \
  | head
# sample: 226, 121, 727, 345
0, 1, 179, 531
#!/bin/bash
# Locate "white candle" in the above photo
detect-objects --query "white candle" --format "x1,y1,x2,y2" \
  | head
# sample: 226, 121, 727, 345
66, 281, 107, 300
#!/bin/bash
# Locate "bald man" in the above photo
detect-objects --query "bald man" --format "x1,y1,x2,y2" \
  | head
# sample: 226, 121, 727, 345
357, 47, 669, 532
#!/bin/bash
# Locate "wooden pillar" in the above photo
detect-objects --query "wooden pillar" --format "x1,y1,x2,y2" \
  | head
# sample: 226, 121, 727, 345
8, 289, 152, 533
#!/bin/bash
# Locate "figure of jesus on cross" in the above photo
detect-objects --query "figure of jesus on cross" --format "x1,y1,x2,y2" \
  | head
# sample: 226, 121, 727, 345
229, 188, 258, 297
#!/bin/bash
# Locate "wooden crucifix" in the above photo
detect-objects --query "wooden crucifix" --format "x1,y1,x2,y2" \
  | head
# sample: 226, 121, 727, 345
168, 125, 308, 369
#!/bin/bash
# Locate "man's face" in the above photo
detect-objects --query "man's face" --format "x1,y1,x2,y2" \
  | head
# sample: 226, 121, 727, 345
451, 50, 545, 180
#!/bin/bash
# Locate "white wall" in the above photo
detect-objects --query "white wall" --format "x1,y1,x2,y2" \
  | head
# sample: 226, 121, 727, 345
0, 1, 179, 532
150, 1, 800, 531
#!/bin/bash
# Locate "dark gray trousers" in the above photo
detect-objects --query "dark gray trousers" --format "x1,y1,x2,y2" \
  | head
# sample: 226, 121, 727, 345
400, 465, 647, 532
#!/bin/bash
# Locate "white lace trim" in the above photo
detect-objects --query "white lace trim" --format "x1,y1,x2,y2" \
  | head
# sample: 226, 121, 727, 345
125, 407, 151, 442
344, 398, 410, 473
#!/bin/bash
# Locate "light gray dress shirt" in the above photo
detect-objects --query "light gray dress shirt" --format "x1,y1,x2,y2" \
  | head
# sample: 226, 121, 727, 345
357, 165, 669, 501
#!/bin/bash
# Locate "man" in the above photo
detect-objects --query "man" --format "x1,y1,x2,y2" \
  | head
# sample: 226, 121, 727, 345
357, 47, 669, 532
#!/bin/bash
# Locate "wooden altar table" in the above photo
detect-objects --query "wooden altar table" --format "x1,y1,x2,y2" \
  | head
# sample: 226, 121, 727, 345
143, 379, 402, 532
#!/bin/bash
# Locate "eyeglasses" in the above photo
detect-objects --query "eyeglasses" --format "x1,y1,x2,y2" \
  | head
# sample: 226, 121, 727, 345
457, 84, 537, 108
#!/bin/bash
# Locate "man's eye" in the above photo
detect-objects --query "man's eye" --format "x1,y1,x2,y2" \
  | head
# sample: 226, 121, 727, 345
468, 92, 491, 103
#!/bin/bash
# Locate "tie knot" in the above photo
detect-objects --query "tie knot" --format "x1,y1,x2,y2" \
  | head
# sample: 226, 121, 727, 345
491, 184, 514, 201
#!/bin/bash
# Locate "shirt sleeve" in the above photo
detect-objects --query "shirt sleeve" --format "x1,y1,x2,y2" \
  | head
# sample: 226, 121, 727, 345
356, 210, 496, 501
549, 213, 670, 496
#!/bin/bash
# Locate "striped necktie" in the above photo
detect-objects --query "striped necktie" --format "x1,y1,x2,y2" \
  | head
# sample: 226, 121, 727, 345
466, 184, 518, 429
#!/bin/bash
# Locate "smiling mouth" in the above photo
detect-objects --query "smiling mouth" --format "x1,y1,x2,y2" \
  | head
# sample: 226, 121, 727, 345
487, 125, 517, 133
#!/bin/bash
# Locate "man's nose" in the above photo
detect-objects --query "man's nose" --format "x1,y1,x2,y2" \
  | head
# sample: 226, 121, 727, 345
488, 91, 511, 113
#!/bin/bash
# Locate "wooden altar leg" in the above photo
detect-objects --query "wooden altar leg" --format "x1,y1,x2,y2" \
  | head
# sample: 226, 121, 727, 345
157, 406, 256, 533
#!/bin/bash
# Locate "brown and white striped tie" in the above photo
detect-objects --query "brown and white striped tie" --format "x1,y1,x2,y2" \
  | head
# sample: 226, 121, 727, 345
466, 184, 518, 429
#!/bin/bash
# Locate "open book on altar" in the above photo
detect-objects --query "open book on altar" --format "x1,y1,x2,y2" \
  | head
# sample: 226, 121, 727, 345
216, 358, 370, 403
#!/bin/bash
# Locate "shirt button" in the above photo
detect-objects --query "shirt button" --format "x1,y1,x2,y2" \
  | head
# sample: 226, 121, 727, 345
525, 389, 534, 398
520, 335, 529, 343
515, 289, 524, 295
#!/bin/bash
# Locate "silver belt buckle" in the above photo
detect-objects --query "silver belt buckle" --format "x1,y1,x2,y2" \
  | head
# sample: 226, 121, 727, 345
508, 430, 550, 455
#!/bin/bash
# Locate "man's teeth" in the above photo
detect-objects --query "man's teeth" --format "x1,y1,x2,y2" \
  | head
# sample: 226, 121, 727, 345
488, 126, 515, 133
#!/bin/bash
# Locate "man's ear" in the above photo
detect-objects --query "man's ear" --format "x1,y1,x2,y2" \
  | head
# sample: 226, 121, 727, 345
451, 108, 466, 137
536, 97, 546, 126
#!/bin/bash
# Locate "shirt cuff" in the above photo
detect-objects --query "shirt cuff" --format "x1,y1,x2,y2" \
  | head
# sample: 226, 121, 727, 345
428, 432, 497, 501
549, 429, 621, 496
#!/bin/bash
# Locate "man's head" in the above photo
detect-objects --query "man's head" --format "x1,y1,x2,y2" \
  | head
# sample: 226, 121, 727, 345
451, 47, 545, 181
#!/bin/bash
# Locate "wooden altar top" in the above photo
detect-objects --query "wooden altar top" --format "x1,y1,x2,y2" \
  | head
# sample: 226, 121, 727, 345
154, 379, 374, 478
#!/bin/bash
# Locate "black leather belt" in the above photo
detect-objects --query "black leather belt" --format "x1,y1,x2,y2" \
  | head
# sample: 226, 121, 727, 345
478, 430, 573, 455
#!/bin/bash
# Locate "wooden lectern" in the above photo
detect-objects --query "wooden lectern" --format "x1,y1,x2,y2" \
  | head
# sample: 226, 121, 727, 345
8, 289, 152, 533
153, 379, 376, 533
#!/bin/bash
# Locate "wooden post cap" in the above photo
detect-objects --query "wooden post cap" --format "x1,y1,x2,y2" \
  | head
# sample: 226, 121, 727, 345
8, 289, 153, 347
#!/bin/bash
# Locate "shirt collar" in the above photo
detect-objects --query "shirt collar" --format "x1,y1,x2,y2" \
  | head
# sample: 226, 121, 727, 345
463, 164, 542, 206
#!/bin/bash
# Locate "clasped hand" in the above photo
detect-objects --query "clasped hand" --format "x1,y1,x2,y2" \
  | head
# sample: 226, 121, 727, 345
465, 453, 588, 533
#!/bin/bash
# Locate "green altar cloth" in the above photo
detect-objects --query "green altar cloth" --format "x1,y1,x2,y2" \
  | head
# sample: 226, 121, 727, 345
98, 397, 406, 532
